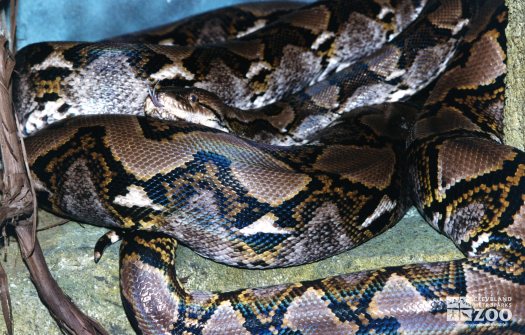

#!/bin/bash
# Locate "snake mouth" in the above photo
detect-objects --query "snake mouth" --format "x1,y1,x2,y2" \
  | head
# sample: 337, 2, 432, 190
143, 86, 230, 133
147, 86, 164, 108
144, 86, 194, 117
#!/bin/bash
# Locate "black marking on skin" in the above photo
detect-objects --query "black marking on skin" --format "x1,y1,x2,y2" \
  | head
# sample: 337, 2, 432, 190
383, 12, 395, 24
250, 67, 273, 90
437, 76, 506, 138
36, 92, 60, 103
258, 27, 318, 66
119, 232, 179, 334
320, 295, 362, 325
158, 78, 195, 89
136, 116, 222, 140
57, 103, 71, 114
412, 259, 468, 300
34, 67, 73, 81
30, 115, 405, 266
316, 35, 335, 54
182, 45, 254, 78
228, 118, 281, 140
412, 137, 516, 236
257, 103, 285, 117
30, 125, 135, 226
15, 42, 55, 67
240, 232, 289, 254
62, 43, 98, 68
133, 51, 173, 78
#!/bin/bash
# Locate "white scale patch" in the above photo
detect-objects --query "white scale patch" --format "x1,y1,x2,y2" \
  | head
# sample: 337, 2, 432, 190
158, 38, 175, 46
385, 68, 406, 81
24, 99, 72, 134
388, 87, 415, 102
150, 62, 195, 82
377, 6, 393, 20
107, 231, 121, 243
236, 19, 267, 38
362, 195, 397, 228
114, 185, 164, 211
245, 61, 271, 80
311, 31, 335, 50
431, 212, 442, 230
452, 18, 470, 35
292, 113, 339, 144
468, 232, 490, 255
340, 82, 396, 112
238, 213, 289, 235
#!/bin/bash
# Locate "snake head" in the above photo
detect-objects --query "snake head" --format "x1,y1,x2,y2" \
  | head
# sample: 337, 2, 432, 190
144, 86, 231, 131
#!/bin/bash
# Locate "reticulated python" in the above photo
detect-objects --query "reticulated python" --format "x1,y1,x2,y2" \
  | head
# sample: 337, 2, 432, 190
13, 0, 524, 334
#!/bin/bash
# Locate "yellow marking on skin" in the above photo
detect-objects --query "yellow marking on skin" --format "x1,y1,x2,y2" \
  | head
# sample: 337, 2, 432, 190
236, 283, 302, 324
426, 29, 506, 105
292, 175, 333, 223
36, 76, 61, 98
504, 195, 525, 241
133, 235, 177, 266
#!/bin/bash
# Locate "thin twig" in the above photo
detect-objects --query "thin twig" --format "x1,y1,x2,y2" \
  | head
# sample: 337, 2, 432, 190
36, 218, 70, 232
15, 111, 37, 255
0, 262, 12, 335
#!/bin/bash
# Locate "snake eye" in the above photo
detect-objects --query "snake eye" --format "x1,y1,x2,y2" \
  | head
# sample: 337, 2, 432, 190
189, 94, 198, 104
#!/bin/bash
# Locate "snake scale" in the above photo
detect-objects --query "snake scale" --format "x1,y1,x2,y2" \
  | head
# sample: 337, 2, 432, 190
12, 0, 524, 334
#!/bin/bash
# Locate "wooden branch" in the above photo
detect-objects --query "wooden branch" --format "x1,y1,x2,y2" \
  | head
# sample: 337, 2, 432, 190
0, 1, 109, 333
16, 225, 109, 335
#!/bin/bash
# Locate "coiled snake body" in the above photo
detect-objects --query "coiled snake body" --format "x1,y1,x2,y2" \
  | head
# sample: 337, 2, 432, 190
13, 0, 525, 334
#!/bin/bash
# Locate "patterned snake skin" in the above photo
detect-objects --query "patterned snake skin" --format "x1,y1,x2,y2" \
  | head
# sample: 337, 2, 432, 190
13, 0, 525, 334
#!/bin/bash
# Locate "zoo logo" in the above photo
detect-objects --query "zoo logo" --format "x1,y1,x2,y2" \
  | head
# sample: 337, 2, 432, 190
445, 297, 513, 323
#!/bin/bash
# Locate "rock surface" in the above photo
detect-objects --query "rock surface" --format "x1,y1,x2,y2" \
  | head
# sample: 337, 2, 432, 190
0, 209, 462, 334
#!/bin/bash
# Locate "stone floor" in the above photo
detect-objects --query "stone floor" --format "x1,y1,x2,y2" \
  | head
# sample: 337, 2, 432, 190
0, 208, 462, 334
